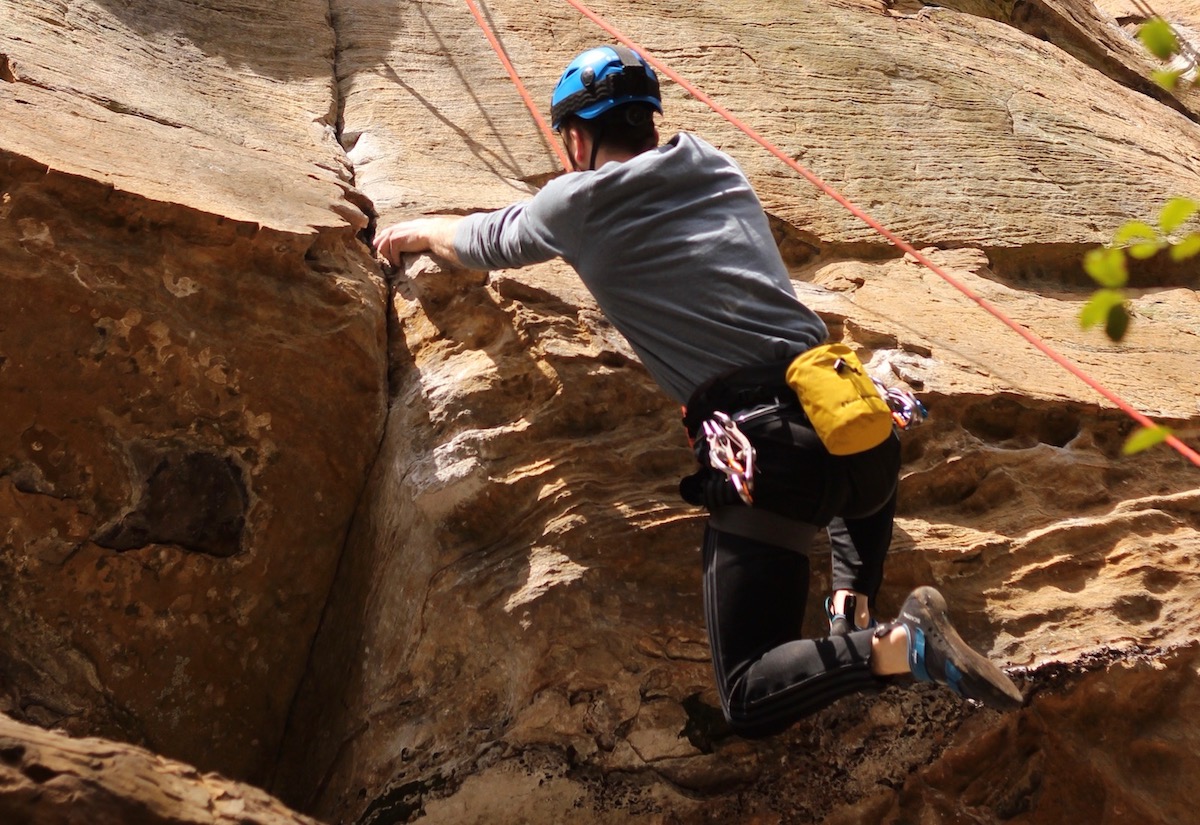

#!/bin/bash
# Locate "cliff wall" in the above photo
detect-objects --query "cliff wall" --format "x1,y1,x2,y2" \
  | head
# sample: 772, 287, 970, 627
2, 1, 1199, 823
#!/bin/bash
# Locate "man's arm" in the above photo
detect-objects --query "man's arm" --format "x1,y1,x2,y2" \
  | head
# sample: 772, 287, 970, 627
374, 216, 465, 268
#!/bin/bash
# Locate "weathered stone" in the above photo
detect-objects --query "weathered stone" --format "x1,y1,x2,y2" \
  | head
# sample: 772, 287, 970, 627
855, 644, 1200, 824
276, 0, 1200, 821
926, 0, 1200, 121
2, 0, 1200, 823
0, 0, 387, 784
0, 711, 322, 825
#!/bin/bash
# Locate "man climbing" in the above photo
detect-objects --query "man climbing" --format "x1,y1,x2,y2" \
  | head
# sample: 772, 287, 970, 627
374, 45, 1023, 736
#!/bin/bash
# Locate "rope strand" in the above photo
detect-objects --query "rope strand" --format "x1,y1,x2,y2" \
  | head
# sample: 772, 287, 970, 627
463, 0, 569, 169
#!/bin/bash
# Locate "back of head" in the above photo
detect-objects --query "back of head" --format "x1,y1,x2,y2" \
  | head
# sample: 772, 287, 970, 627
569, 102, 658, 155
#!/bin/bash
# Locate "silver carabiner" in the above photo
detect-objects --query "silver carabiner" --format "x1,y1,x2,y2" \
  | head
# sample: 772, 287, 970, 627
701, 411, 756, 506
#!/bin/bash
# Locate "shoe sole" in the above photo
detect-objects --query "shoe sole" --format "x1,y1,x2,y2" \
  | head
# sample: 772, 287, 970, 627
902, 586, 1024, 711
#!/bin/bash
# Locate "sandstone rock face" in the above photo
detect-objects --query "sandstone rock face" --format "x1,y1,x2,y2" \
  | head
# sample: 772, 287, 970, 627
2, 1, 1200, 824
276, 0, 1200, 822
1, 0, 386, 783
0, 712, 323, 825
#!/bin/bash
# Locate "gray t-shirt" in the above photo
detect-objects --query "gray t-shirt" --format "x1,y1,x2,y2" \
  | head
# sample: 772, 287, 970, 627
454, 132, 828, 403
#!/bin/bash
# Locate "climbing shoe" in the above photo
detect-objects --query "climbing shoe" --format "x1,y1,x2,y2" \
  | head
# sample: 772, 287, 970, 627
825, 595, 853, 636
825, 594, 877, 636
884, 586, 1024, 711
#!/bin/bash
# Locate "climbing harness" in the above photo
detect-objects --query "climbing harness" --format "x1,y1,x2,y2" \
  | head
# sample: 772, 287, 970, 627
701, 410, 756, 506
463, 0, 1200, 469
693, 382, 919, 511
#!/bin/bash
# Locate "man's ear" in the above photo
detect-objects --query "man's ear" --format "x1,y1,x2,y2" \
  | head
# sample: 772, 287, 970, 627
563, 123, 590, 171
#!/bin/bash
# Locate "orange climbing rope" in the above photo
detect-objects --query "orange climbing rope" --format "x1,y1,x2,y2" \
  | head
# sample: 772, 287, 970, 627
463, 0, 570, 170
465, 0, 1200, 468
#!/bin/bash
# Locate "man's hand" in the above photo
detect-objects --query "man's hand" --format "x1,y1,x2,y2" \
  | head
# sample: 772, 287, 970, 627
374, 216, 464, 268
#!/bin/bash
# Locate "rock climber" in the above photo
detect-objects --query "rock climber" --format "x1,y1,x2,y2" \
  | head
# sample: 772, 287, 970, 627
374, 45, 1023, 735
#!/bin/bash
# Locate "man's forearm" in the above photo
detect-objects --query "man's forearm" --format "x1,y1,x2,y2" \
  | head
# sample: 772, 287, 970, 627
374, 216, 465, 267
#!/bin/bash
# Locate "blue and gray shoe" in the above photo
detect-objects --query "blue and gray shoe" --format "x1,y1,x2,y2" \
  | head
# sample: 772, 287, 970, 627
885, 586, 1024, 711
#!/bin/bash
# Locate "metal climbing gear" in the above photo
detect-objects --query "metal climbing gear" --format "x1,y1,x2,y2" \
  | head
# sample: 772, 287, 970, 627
701, 411, 756, 506
875, 382, 928, 430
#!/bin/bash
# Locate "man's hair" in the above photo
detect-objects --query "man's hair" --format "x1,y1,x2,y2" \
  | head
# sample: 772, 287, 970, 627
564, 102, 659, 155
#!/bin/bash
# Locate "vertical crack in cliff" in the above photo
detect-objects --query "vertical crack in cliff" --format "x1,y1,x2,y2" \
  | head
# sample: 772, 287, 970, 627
325, 0, 379, 249
328, 0, 347, 157
327, 0, 353, 188
271, 1, 389, 798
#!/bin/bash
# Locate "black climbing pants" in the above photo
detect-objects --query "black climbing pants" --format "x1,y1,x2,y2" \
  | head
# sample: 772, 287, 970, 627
684, 362, 901, 736
702, 502, 894, 737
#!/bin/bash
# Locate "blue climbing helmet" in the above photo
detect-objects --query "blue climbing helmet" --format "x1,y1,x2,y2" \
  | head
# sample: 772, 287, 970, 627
550, 45, 662, 131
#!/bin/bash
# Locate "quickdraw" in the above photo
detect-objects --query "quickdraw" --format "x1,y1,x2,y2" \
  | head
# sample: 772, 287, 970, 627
701, 411, 756, 506
875, 382, 928, 430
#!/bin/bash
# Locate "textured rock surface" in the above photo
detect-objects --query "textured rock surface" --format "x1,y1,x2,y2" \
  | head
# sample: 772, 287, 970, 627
0, 0, 387, 783
2, 0, 1200, 824
278, 0, 1200, 822
0, 712, 322, 825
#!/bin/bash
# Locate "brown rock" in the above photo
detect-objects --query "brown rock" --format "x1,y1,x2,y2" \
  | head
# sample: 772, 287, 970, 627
2, 0, 1200, 823
279, 0, 1200, 818
0, 711, 322, 825
1, 0, 387, 784
873, 645, 1200, 824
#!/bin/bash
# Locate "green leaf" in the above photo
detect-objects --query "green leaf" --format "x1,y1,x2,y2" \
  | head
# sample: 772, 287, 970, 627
1139, 18, 1179, 60
1152, 68, 1185, 90
1159, 197, 1199, 234
1080, 288, 1125, 329
1105, 301, 1130, 341
1083, 247, 1128, 288
1115, 219, 1163, 259
1122, 425, 1173, 455
1170, 232, 1200, 260
1129, 239, 1164, 259
1113, 220, 1160, 246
